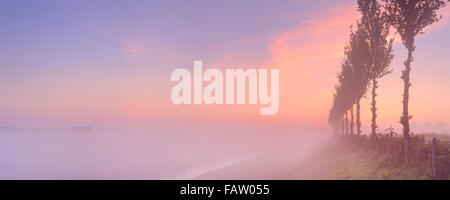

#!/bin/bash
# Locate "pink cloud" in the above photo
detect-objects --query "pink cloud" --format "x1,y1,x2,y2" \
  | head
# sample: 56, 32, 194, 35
123, 39, 147, 62
264, 4, 359, 124
266, 3, 450, 128
270, 4, 359, 69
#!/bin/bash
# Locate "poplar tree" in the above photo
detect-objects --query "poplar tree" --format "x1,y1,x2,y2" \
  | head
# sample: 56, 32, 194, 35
383, 0, 448, 164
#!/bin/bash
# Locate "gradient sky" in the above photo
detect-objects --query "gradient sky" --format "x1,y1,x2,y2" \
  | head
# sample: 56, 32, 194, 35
1, 0, 450, 133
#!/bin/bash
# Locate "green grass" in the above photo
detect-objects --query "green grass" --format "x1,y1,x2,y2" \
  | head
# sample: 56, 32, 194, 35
290, 134, 449, 180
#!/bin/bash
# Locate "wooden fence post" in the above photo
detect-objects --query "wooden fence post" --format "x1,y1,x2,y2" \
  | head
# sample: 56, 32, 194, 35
432, 137, 436, 178
389, 129, 393, 152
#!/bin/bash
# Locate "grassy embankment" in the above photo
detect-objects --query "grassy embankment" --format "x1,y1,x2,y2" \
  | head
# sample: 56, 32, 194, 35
290, 133, 449, 180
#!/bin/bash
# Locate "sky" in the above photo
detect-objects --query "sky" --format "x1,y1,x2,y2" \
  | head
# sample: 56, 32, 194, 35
1, 0, 450, 133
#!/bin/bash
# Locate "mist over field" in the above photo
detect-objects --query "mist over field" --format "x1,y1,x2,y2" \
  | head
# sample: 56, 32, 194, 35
0, 127, 328, 179
1, 0, 450, 180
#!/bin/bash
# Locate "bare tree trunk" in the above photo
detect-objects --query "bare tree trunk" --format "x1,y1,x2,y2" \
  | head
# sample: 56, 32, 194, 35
345, 111, 349, 135
341, 117, 345, 136
402, 48, 413, 165
356, 98, 361, 135
371, 77, 378, 139
351, 104, 354, 135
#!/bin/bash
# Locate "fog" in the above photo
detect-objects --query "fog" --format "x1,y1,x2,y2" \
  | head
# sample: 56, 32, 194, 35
0, 127, 328, 179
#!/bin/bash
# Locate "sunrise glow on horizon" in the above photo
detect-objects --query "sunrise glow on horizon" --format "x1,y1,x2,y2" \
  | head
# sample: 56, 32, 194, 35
1, 0, 450, 133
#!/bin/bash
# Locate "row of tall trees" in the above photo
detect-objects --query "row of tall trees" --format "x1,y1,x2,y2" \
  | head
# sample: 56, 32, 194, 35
329, 0, 447, 165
